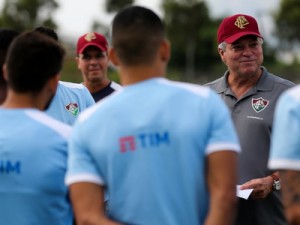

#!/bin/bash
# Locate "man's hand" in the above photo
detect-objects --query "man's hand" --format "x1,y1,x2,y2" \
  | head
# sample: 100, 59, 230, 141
239, 176, 273, 199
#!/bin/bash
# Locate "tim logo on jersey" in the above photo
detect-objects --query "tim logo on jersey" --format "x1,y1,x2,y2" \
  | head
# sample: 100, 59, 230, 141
0, 160, 21, 174
119, 131, 170, 153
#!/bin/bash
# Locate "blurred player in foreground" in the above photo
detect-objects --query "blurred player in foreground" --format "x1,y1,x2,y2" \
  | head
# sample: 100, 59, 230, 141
0, 28, 19, 103
66, 6, 240, 225
269, 85, 300, 225
0, 31, 73, 225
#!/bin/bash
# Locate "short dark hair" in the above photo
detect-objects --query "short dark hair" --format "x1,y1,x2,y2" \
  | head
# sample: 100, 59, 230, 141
111, 6, 165, 66
33, 26, 58, 41
5, 31, 65, 93
0, 29, 20, 86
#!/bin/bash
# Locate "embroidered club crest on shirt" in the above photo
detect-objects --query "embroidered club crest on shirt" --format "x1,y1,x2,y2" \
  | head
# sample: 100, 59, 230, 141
65, 103, 79, 116
252, 97, 269, 113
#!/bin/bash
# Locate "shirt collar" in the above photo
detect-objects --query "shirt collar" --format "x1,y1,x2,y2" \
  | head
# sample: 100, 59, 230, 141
219, 66, 274, 95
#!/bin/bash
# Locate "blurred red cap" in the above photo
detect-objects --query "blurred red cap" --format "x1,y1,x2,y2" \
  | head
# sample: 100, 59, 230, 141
76, 32, 108, 54
217, 14, 263, 44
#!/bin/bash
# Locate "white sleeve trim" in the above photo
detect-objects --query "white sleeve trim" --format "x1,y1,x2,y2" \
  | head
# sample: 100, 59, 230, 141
59, 81, 85, 89
269, 159, 300, 171
206, 143, 241, 155
65, 173, 104, 186
110, 81, 122, 90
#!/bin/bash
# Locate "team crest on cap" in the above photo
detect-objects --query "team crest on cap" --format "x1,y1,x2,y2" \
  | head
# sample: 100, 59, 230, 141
84, 32, 96, 42
235, 16, 249, 29
65, 103, 79, 116
252, 97, 269, 113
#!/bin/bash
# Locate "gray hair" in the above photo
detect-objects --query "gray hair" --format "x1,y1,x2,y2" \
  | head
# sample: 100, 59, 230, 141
218, 37, 264, 51
218, 42, 227, 51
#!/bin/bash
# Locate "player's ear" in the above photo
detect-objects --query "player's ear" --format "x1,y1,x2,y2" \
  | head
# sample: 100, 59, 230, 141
2, 64, 8, 81
159, 39, 170, 63
48, 73, 60, 93
109, 47, 119, 66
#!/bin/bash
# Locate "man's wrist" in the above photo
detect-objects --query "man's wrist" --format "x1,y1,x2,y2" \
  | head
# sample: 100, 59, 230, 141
270, 173, 281, 191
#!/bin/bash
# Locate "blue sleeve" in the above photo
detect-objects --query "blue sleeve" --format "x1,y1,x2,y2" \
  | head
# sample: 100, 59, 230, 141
269, 91, 300, 170
65, 120, 103, 186
205, 89, 240, 154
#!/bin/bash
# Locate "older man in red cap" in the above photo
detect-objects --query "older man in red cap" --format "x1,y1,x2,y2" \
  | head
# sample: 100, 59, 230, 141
76, 32, 121, 102
206, 14, 294, 225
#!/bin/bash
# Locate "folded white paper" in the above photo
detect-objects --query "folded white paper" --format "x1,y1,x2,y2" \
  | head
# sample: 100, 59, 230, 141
236, 185, 253, 199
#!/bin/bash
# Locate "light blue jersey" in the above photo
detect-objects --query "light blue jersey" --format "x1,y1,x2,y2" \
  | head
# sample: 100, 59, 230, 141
0, 108, 72, 225
66, 78, 240, 225
269, 85, 300, 170
46, 81, 95, 125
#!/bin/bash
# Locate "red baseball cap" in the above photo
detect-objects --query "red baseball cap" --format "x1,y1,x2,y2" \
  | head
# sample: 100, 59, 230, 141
217, 14, 263, 44
76, 32, 108, 54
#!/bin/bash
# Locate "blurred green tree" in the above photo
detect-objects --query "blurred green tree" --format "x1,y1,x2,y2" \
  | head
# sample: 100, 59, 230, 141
162, 0, 219, 80
105, 0, 134, 13
90, 0, 135, 42
274, 0, 300, 50
0, 0, 58, 31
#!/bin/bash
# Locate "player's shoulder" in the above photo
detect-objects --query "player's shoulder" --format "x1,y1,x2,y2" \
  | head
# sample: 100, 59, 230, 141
25, 109, 71, 139
76, 96, 111, 122
59, 81, 86, 90
160, 78, 212, 98
76, 88, 123, 124
58, 81, 93, 100
110, 81, 122, 90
